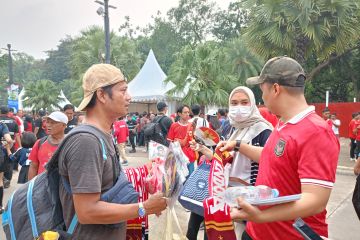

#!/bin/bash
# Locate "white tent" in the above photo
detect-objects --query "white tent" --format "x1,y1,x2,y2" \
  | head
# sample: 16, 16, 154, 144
128, 49, 180, 114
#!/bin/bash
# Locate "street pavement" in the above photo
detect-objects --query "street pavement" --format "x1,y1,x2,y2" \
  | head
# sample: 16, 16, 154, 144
0, 137, 358, 240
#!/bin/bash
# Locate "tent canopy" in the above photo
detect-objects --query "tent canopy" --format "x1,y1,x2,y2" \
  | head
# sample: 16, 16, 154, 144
128, 49, 176, 103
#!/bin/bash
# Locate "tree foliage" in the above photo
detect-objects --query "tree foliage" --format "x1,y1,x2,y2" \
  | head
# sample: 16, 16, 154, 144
242, 0, 360, 77
23, 79, 63, 111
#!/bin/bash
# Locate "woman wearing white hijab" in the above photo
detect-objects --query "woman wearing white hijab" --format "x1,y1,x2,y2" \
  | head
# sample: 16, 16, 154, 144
191, 86, 273, 238
226, 86, 273, 185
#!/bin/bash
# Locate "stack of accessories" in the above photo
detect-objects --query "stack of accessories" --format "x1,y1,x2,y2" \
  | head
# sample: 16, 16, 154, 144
145, 142, 187, 201
194, 127, 220, 146
148, 141, 169, 163
223, 185, 301, 207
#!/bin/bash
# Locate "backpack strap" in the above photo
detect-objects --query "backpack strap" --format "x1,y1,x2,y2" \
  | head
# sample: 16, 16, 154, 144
2, 191, 17, 240
27, 176, 40, 238
37, 136, 48, 151
155, 115, 167, 135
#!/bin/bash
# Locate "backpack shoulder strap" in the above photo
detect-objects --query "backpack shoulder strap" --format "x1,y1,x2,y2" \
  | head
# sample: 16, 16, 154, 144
46, 125, 111, 172
37, 136, 48, 150
156, 115, 167, 133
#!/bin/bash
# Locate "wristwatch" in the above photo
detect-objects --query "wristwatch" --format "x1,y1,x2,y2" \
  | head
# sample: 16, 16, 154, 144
233, 140, 241, 152
138, 202, 146, 218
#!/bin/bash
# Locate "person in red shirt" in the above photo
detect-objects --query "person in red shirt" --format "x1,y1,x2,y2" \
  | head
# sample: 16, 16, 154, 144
113, 117, 129, 165
354, 114, 360, 159
167, 105, 197, 174
28, 111, 67, 179
349, 112, 359, 161
322, 108, 332, 127
258, 107, 278, 127
220, 56, 339, 240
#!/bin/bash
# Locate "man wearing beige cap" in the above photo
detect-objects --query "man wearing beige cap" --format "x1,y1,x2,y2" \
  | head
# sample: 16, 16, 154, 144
57, 64, 166, 239
218, 56, 339, 240
28, 111, 67, 180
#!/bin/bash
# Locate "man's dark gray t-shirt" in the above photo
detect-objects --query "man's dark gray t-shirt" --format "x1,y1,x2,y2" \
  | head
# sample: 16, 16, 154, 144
58, 125, 126, 239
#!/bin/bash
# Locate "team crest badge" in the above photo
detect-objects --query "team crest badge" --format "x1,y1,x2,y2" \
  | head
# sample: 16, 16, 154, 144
274, 139, 286, 157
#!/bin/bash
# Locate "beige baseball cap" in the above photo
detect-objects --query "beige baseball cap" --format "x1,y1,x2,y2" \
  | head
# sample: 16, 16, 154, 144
78, 64, 125, 111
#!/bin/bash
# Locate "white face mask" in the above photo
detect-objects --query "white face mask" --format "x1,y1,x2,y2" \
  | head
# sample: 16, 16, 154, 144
228, 105, 252, 122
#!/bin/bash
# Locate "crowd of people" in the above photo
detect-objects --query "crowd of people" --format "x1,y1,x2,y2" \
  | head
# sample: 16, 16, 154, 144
0, 56, 358, 240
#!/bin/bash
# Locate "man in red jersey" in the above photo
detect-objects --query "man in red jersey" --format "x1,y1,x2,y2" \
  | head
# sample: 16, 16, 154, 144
349, 112, 359, 161
218, 56, 339, 240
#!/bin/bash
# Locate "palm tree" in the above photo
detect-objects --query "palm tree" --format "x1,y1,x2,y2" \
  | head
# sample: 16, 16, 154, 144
166, 42, 238, 106
23, 79, 63, 111
242, 0, 360, 80
224, 37, 264, 83
70, 26, 143, 80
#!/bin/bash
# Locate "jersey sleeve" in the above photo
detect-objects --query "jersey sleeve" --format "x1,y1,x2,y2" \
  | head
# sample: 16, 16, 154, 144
60, 133, 104, 194
167, 123, 175, 141
28, 140, 40, 164
298, 128, 339, 188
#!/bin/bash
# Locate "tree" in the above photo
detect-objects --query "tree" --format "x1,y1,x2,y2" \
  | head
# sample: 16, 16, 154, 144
242, 0, 360, 80
223, 37, 264, 83
12, 52, 45, 85
212, 2, 249, 41
43, 36, 73, 83
70, 26, 143, 80
23, 79, 63, 111
167, 0, 217, 46
0, 54, 8, 105
136, 16, 187, 73
166, 42, 238, 106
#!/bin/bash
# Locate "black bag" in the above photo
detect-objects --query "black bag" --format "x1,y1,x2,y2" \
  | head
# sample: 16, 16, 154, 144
352, 175, 360, 220
143, 116, 168, 146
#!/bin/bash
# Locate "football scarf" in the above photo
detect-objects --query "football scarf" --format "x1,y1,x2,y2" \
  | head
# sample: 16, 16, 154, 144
125, 166, 149, 240
203, 150, 236, 240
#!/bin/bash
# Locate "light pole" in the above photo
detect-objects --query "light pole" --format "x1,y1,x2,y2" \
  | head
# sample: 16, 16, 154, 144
95, 0, 116, 64
1, 44, 17, 84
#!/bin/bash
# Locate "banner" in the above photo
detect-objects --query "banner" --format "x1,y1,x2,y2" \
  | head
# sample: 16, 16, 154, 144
7, 84, 19, 112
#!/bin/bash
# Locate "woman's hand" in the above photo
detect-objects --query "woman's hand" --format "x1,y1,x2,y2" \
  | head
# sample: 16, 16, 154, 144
190, 140, 213, 159
216, 140, 236, 152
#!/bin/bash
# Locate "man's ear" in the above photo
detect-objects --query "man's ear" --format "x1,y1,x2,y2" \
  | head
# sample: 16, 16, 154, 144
96, 89, 106, 104
273, 83, 281, 96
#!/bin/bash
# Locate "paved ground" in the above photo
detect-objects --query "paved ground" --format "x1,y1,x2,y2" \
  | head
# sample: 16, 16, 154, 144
0, 137, 358, 239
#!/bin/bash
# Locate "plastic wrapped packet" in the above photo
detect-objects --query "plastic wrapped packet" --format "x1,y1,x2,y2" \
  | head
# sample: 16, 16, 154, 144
168, 141, 189, 184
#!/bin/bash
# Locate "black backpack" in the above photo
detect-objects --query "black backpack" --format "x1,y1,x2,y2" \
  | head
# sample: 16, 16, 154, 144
143, 116, 168, 146
1, 125, 117, 240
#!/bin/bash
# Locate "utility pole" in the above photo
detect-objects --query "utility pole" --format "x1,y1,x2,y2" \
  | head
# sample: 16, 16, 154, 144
1, 44, 17, 84
95, 0, 116, 64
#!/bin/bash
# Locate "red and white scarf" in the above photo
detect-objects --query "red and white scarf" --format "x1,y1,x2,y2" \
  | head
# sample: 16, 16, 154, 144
125, 166, 149, 240
203, 151, 236, 240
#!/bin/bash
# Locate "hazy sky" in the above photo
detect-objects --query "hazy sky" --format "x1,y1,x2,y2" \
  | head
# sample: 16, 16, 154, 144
0, 0, 231, 59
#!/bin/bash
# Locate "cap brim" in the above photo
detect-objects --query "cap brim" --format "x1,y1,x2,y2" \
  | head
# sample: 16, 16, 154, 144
77, 93, 94, 112
246, 76, 263, 86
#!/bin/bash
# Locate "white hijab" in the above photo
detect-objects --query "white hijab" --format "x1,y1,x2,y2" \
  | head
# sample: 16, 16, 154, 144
228, 86, 273, 143
227, 86, 273, 182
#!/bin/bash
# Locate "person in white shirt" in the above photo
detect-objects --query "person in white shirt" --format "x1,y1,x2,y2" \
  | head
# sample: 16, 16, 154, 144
331, 113, 341, 139
189, 104, 209, 129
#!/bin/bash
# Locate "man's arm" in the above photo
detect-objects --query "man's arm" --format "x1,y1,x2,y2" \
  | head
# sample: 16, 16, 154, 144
73, 192, 166, 224
231, 184, 331, 223
354, 157, 360, 175
15, 133, 21, 148
28, 162, 39, 180
34, 127, 39, 136
3, 133, 13, 145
